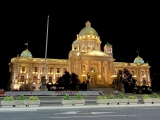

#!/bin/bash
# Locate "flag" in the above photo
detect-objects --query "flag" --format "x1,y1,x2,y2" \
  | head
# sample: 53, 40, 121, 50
24, 42, 28, 45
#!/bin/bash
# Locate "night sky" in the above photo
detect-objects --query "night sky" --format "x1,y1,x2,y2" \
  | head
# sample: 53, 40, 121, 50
0, 2, 159, 87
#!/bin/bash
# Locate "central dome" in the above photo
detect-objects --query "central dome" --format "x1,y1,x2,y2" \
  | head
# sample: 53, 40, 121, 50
79, 21, 98, 36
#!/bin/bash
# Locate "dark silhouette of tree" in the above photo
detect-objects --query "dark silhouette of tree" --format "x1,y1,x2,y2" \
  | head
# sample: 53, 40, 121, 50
56, 72, 80, 90
113, 68, 137, 93
113, 70, 123, 88
123, 68, 137, 93
70, 73, 80, 90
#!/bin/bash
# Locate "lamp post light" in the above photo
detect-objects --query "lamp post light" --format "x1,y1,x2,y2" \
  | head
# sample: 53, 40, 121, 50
40, 15, 49, 91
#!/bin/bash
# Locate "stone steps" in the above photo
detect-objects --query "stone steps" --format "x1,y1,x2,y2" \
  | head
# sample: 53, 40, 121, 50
90, 87, 121, 95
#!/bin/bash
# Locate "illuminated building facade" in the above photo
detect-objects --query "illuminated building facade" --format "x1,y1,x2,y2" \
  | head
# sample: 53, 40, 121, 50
9, 21, 151, 90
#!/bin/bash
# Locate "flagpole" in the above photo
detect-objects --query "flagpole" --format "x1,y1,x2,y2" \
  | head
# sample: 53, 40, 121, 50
137, 50, 139, 56
44, 15, 49, 81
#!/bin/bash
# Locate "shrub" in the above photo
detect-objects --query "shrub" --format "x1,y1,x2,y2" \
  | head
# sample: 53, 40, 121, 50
108, 94, 115, 99
76, 93, 83, 100
16, 95, 27, 100
3, 96, 14, 101
152, 93, 160, 98
128, 96, 137, 99
142, 94, 150, 99
28, 96, 39, 100
119, 93, 126, 99
97, 96, 107, 100
63, 94, 71, 100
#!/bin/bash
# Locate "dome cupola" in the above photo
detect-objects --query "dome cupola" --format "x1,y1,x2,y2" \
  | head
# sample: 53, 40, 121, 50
20, 49, 32, 58
134, 56, 144, 64
79, 21, 98, 36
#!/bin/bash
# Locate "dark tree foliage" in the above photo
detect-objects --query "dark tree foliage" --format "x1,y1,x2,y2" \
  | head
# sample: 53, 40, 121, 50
113, 68, 137, 93
123, 68, 137, 93
56, 72, 80, 90
70, 73, 80, 90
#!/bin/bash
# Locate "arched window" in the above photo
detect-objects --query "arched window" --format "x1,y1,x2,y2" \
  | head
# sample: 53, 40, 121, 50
57, 68, 60, 73
34, 67, 37, 72
21, 76, 25, 82
33, 76, 37, 82
64, 68, 67, 72
143, 79, 146, 85
42, 67, 44, 72
49, 77, 52, 83
22, 66, 25, 72
114, 69, 117, 75
49, 67, 53, 73
141, 70, 146, 77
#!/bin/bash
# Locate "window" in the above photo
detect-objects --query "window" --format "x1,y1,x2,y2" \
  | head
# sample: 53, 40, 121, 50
42, 67, 44, 72
64, 68, 67, 72
49, 77, 52, 83
34, 67, 37, 72
22, 66, 25, 72
57, 68, 60, 73
20, 76, 25, 82
33, 76, 37, 82
49, 67, 53, 73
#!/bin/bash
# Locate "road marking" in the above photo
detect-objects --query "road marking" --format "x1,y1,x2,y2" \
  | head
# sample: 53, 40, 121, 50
62, 111, 78, 114
49, 114, 138, 118
100, 108, 122, 110
91, 112, 116, 114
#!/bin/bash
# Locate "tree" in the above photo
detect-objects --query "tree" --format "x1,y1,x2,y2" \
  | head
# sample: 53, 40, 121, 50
70, 73, 80, 90
56, 72, 80, 90
7, 73, 13, 91
112, 68, 137, 93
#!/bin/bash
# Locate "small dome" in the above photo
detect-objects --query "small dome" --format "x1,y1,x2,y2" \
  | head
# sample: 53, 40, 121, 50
79, 21, 98, 36
20, 49, 32, 58
105, 42, 112, 46
72, 40, 79, 44
134, 56, 144, 63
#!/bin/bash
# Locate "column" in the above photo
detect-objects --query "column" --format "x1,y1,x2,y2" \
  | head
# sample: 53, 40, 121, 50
81, 61, 84, 82
13, 64, 16, 80
147, 69, 151, 86
69, 60, 71, 73
54, 66, 56, 80
79, 61, 82, 81
101, 61, 103, 84
137, 67, 140, 86
108, 61, 111, 84
88, 60, 91, 73
27, 64, 29, 79
104, 62, 108, 84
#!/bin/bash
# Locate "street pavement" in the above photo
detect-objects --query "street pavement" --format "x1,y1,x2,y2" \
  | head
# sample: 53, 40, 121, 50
0, 105, 160, 120
1, 93, 160, 119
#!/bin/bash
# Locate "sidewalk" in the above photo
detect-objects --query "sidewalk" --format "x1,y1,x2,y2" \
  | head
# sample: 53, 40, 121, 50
0, 104, 160, 110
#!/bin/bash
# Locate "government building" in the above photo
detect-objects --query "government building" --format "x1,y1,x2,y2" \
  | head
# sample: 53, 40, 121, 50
9, 21, 151, 90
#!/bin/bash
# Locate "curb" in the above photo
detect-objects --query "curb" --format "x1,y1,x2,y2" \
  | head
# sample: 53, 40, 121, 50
0, 104, 160, 110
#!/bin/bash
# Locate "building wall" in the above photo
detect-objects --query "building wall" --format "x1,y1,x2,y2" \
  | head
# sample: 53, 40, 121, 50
9, 57, 151, 90
9, 57, 69, 90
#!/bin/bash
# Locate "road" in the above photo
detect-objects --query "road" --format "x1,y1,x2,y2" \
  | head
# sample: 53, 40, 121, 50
0, 105, 160, 120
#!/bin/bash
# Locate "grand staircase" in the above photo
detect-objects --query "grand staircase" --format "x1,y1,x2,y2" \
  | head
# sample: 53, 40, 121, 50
90, 84, 121, 95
